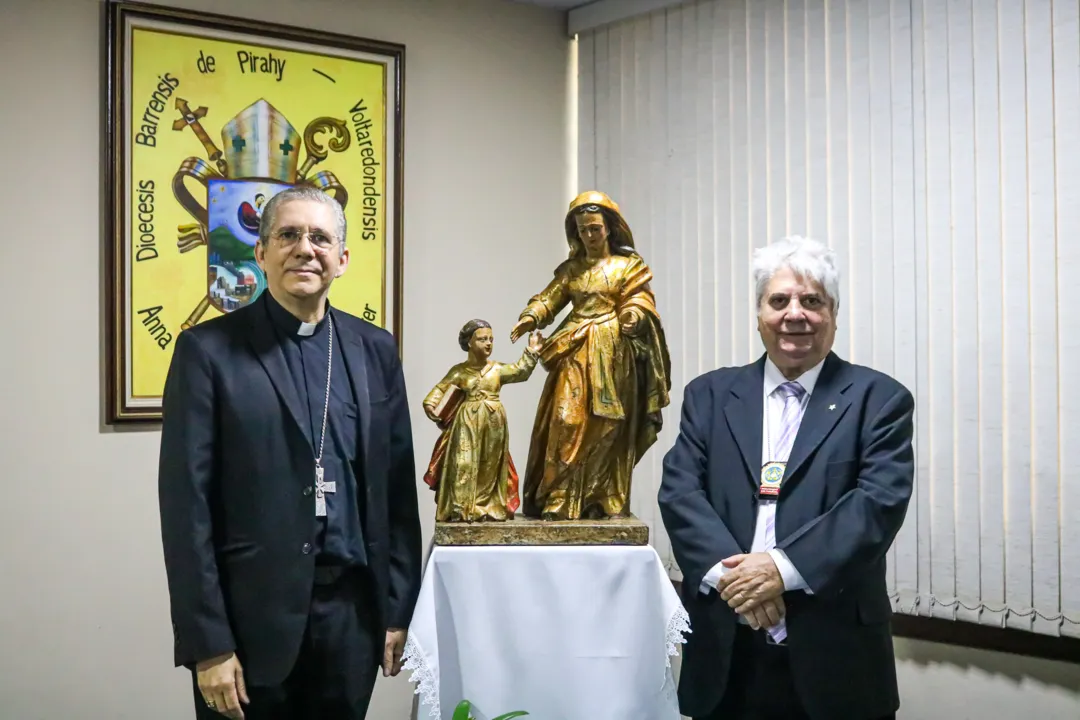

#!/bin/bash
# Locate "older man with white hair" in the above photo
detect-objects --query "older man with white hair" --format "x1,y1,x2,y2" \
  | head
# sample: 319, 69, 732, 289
659, 236, 914, 720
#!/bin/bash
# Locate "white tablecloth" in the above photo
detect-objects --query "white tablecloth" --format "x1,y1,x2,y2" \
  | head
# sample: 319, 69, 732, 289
402, 544, 690, 720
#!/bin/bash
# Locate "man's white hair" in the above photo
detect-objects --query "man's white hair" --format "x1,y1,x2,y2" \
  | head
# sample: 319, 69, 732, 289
752, 235, 840, 311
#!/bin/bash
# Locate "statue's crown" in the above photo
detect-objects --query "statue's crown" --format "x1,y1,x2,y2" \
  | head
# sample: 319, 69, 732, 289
221, 99, 300, 183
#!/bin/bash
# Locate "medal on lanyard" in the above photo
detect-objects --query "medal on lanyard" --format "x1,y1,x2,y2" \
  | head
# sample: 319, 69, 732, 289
759, 460, 785, 497
758, 388, 802, 498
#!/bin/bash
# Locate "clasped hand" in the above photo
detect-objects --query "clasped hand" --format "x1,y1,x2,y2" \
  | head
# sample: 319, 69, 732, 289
714, 552, 787, 630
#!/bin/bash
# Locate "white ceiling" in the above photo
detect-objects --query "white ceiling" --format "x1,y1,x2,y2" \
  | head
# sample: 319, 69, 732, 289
505, 0, 594, 9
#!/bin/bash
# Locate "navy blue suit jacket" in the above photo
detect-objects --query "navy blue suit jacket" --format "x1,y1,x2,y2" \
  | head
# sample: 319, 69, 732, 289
658, 352, 914, 719
157, 293, 422, 686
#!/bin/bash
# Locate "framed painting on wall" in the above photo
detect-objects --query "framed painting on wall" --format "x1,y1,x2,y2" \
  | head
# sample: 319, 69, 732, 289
105, 0, 404, 423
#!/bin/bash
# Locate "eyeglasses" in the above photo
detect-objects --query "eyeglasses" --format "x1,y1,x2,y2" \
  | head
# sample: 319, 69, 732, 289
272, 229, 339, 251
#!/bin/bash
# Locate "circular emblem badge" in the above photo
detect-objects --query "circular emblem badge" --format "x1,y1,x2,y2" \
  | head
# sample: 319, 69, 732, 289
762, 462, 785, 486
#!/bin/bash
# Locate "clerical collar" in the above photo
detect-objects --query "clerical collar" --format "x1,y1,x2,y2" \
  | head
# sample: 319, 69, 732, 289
264, 290, 330, 339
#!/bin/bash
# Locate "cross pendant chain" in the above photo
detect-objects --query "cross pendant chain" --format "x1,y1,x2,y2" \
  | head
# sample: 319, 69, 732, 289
315, 464, 336, 517
313, 317, 335, 518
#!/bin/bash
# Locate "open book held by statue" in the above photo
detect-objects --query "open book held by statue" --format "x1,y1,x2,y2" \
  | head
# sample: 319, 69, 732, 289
422, 191, 671, 542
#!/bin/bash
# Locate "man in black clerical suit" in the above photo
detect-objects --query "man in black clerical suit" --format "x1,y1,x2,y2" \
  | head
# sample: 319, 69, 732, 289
659, 236, 913, 720
158, 186, 422, 719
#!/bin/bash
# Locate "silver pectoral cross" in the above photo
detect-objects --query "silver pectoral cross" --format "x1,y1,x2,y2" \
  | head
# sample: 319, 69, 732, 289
315, 464, 336, 517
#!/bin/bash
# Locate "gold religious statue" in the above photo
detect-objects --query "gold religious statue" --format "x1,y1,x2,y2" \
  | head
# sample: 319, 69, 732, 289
422, 320, 544, 522
510, 190, 672, 521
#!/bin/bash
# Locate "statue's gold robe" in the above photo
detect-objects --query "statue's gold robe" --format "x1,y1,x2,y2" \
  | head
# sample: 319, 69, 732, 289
519, 252, 671, 520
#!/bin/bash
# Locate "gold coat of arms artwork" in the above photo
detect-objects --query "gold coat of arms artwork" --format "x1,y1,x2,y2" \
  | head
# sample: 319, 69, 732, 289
106, 3, 402, 423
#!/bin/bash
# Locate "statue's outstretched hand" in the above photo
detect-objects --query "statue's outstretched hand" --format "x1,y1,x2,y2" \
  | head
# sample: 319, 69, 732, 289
510, 316, 536, 342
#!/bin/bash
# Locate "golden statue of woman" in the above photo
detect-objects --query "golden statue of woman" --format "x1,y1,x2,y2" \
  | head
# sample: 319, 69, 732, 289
509, 191, 671, 520
422, 320, 544, 522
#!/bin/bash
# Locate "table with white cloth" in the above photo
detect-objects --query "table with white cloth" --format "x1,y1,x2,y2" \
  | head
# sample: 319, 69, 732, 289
401, 543, 690, 720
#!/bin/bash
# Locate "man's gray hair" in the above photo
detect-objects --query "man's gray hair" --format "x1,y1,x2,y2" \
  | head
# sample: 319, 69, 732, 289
258, 186, 347, 250
752, 235, 840, 311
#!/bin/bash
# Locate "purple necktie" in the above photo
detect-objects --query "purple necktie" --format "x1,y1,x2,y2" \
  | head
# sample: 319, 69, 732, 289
763, 381, 806, 643
772, 381, 807, 461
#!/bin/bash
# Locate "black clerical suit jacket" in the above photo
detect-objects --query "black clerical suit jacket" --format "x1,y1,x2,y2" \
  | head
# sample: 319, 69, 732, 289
658, 352, 914, 720
158, 293, 422, 686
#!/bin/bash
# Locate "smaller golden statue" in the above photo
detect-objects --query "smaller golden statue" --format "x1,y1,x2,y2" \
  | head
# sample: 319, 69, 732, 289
422, 320, 544, 522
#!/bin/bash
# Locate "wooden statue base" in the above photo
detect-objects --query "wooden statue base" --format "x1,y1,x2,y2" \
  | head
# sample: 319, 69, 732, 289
434, 514, 649, 547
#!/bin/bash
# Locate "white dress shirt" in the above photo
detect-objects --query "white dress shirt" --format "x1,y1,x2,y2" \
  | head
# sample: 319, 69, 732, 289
699, 357, 824, 635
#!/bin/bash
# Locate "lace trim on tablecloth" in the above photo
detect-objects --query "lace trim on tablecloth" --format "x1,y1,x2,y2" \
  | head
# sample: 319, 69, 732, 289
665, 603, 692, 667
402, 634, 440, 719
661, 603, 691, 707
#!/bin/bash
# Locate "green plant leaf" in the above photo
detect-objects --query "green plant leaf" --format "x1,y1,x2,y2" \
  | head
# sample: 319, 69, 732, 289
452, 699, 528, 719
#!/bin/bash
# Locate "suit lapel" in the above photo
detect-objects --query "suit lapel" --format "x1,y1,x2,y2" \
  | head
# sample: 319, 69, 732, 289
723, 358, 766, 489
335, 309, 372, 468
782, 353, 853, 486
247, 296, 313, 455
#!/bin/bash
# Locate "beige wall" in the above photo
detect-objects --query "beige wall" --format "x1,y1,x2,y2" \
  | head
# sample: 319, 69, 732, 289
0, 0, 570, 717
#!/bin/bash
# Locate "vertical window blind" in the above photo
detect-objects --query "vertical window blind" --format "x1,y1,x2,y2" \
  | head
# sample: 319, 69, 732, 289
581, 0, 1079, 638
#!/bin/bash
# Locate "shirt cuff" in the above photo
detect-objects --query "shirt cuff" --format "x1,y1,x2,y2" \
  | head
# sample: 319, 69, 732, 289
698, 560, 729, 594
769, 548, 812, 593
